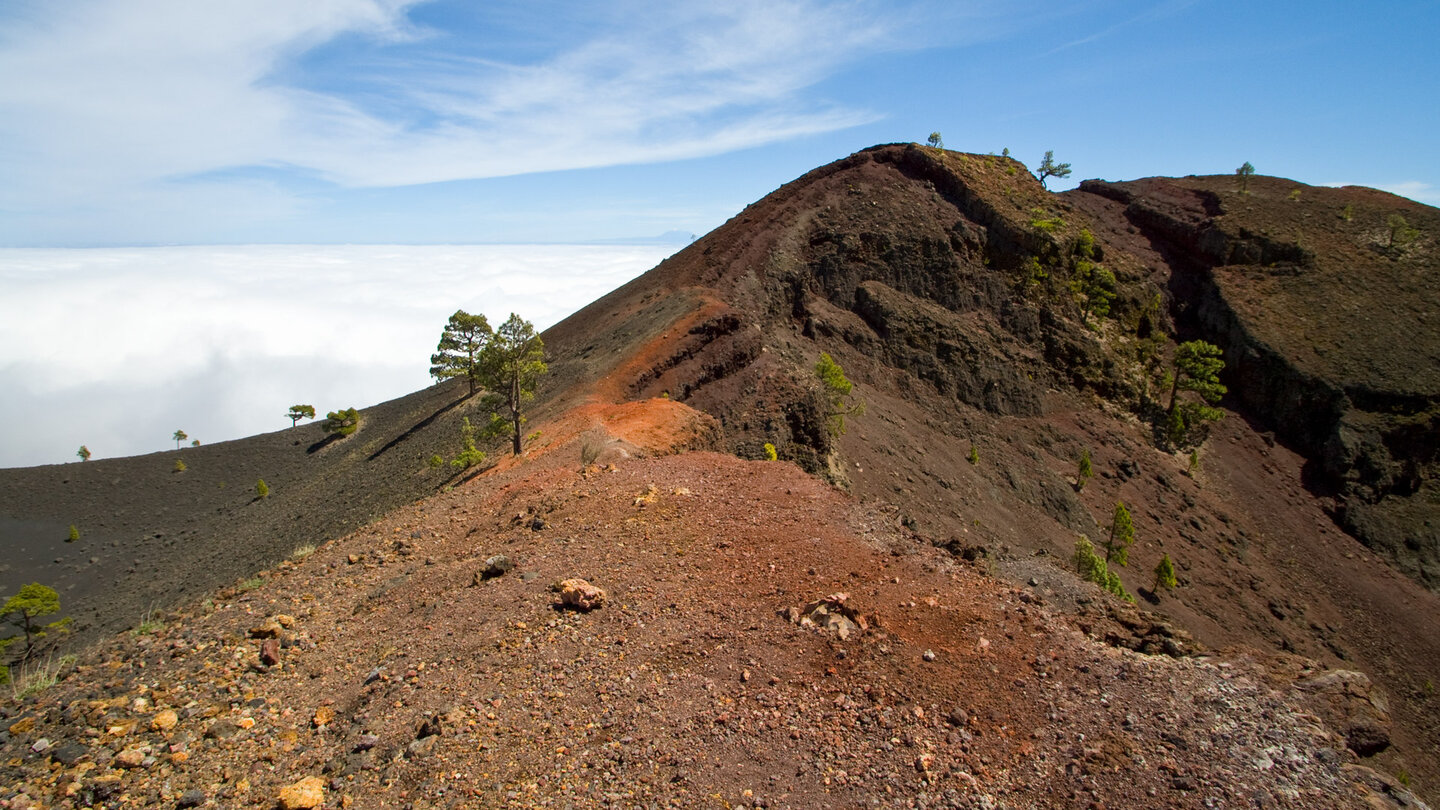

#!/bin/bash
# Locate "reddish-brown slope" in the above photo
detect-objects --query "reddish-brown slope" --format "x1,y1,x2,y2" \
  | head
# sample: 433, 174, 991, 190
0, 425, 1413, 809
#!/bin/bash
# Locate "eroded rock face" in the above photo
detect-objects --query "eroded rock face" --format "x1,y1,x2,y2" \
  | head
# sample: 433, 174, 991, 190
1076, 175, 1440, 590
1293, 669, 1393, 756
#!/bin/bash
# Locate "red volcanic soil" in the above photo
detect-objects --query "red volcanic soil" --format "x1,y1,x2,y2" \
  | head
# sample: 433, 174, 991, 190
0, 416, 1414, 809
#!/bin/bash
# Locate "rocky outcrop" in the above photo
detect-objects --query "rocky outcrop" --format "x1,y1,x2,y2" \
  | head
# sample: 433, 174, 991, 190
1292, 669, 1393, 756
1075, 176, 1440, 589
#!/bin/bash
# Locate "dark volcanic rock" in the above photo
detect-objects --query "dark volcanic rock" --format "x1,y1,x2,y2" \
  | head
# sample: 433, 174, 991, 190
1075, 175, 1440, 589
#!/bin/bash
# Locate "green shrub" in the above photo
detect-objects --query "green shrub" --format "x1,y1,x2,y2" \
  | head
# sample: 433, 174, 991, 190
1073, 536, 1135, 602
816, 352, 864, 437
763, 443, 778, 461
324, 407, 361, 437
1029, 208, 1063, 232
427, 454, 445, 469
66, 524, 79, 543
1077, 449, 1093, 490
967, 444, 979, 465
1153, 553, 1178, 595
174, 458, 187, 473
452, 417, 486, 470
256, 479, 270, 498
580, 429, 604, 472
8, 656, 65, 699
132, 606, 163, 636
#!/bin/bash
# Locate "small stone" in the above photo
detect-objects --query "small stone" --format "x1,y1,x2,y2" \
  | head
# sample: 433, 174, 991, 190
557, 578, 607, 611
353, 733, 380, 752
8, 716, 36, 735
260, 638, 282, 666
177, 789, 206, 808
114, 748, 147, 769
922, 650, 936, 662
278, 776, 326, 810
406, 735, 438, 758
347, 554, 360, 565
150, 709, 179, 732
274, 614, 296, 628
205, 719, 239, 740
476, 554, 514, 583
312, 706, 336, 728
947, 707, 969, 727
50, 742, 88, 766
249, 620, 283, 639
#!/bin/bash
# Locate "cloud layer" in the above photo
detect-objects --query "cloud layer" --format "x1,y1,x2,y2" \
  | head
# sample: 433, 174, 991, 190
0, 244, 673, 467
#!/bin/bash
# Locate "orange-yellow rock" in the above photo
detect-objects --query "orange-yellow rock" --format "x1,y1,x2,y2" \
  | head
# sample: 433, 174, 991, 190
150, 709, 179, 732
278, 776, 325, 809
558, 578, 607, 611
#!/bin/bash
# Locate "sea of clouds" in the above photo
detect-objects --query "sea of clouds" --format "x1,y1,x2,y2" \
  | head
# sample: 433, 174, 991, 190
0, 244, 675, 468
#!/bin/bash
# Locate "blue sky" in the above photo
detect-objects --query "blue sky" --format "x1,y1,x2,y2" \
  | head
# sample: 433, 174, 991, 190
1, 0, 1436, 247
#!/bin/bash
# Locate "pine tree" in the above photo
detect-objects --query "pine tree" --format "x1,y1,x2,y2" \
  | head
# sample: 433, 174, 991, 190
1036, 150, 1072, 188
77, 446, 91, 462
1105, 502, 1135, 566
287, 405, 316, 427
1071, 261, 1116, 325
1166, 341, 1227, 446
1236, 161, 1255, 193
478, 314, 547, 455
816, 352, 865, 437
324, 407, 361, 437
1387, 214, 1419, 249
1, 583, 70, 659
1153, 553, 1178, 595
1077, 449, 1093, 490
431, 310, 493, 396
172, 429, 187, 449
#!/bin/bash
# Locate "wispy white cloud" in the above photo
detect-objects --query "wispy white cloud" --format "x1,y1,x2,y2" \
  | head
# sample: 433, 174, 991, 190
0, 244, 673, 466
0, 0, 934, 242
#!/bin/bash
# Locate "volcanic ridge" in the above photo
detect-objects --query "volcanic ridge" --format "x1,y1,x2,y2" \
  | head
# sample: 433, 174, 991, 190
2, 144, 1438, 809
